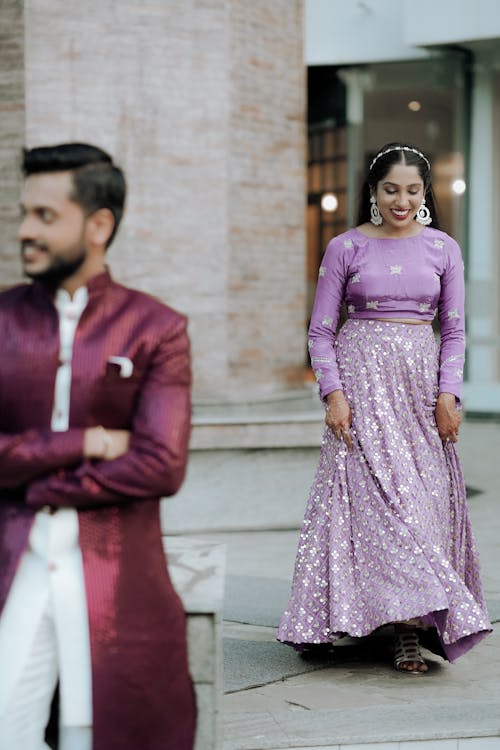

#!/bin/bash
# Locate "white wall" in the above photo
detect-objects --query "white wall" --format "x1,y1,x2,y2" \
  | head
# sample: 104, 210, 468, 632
305, 0, 428, 65
305, 0, 500, 67
404, 0, 500, 46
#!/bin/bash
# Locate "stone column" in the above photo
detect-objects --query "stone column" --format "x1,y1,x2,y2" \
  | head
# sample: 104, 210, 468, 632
226, 3, 307, 401
3, 0, 306, 403
0, 0, 25, 289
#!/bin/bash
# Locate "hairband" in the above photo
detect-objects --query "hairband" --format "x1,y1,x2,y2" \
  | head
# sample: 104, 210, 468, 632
369, 146, 431, 172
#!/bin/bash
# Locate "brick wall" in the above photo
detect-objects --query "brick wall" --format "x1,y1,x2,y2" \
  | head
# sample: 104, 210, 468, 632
227, 2, 306, 398
5, 0, 306, 402
0, 0, 24, 289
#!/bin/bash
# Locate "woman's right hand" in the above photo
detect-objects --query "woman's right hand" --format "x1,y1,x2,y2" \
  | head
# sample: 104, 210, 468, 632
325, 390, 353, 451
84, 427, 131, 460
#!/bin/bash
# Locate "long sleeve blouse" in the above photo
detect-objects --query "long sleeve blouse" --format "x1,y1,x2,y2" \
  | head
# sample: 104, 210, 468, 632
308, 226, 465, 403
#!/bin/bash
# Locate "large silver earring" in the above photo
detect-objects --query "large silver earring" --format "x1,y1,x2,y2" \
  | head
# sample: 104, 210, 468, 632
416, 199, 432, 226
370, 195, 382, 226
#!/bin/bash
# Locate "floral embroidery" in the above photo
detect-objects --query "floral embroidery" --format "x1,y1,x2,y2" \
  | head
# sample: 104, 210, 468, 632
454, 368, 464, 378
434, 239, 444, 248
390, 265, 402, 275
441, 354, 461, 366
312, 356, 332, 364
314, 368, 323, 381
308, 339, 314, 351
366, 301, 379, 310
419, 302, 431, 312
343, 239, 353, 249
322, 316, 333, 328
351, 273, 360, 284
319, 266, 326, 277
347, 304, 355, 314
448, 309, 459, 320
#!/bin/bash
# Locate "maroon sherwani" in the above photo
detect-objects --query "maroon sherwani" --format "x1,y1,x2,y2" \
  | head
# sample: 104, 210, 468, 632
0, 270, 196, 749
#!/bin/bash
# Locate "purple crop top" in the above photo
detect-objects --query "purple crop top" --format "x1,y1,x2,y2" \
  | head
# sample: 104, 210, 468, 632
308, 226, 465, 403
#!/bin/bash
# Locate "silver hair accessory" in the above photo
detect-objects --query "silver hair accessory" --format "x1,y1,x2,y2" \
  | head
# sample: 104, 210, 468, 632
415, 198, 432, 225
370, 195, 383, 226
369, 146, 431, 172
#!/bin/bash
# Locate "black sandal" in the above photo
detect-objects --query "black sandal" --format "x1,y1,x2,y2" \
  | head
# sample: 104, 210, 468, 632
393, 629, 427, 674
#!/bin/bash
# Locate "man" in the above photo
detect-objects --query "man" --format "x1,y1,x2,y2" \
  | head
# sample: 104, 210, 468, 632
0, 143, 196, 750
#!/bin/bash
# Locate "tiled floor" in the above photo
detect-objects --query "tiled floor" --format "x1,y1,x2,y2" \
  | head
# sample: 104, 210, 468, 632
266, 739, 500, 750
209, 419, 500, 750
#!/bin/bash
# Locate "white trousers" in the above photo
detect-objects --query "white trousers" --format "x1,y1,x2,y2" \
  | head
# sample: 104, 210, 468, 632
0, 508, 92, 750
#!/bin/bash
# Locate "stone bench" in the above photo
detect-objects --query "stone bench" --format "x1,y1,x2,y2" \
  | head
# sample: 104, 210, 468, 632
164, 536, 226, 750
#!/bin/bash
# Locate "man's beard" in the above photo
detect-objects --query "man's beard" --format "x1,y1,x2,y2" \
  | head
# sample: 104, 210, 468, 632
23, 244, 87, 287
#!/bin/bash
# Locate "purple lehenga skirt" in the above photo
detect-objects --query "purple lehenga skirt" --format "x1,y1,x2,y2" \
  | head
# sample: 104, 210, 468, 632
278, 319, 492, 662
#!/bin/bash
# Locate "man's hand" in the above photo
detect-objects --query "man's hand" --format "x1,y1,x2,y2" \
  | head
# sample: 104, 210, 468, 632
435, 392, 461, 444
325, 389, 353, 452
84, 427, 131, 460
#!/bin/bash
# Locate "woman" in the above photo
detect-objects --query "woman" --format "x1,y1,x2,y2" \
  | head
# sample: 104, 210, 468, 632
278, 142, 492, 674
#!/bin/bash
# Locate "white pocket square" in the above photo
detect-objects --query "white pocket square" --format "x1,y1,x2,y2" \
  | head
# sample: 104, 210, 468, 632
107, 356, 134, 378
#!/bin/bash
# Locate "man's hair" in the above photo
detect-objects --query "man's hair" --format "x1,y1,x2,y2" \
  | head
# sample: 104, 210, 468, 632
22, 143, 126, 247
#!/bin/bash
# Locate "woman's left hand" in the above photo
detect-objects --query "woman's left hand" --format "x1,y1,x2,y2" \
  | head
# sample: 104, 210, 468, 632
435, 392, 461, 444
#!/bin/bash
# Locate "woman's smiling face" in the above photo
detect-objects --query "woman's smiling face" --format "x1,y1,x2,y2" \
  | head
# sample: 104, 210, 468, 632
373, 162, 425, 234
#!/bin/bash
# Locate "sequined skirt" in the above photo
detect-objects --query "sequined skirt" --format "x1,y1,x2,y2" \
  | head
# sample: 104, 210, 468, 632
277, 319, 492, 661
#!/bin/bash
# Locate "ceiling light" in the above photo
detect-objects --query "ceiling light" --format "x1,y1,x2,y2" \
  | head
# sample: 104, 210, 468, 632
321, 193, 338, 212
452, 179, 466, 195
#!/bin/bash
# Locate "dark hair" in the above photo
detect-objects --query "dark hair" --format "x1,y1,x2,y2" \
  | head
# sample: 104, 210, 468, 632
356, 141, 440, 229
22, 142, 126, 247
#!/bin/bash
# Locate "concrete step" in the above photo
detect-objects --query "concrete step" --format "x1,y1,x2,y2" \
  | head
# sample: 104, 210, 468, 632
162, 444, 321, 534
161, 402, 499, 536
190, 390, 325, 450
164, 536, 226, 750
162, 392, 325, 534
222, 621, 500, 750
259, 744, 500, 750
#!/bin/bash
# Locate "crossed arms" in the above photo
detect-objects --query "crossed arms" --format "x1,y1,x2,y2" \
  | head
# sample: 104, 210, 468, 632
0, 320, 191, 509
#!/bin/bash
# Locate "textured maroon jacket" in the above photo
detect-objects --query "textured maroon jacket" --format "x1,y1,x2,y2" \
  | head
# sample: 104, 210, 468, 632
0, 270, 195, 750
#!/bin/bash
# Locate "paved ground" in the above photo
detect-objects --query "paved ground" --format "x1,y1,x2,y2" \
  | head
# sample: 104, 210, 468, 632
195, 420, 500, 749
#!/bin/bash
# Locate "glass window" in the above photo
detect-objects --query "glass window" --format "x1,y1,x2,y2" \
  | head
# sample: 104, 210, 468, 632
359, 53, 469, 248
307, 54, 470, 322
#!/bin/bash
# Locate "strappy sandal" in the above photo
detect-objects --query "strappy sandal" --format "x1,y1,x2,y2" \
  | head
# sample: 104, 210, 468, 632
393, 628, 427, 674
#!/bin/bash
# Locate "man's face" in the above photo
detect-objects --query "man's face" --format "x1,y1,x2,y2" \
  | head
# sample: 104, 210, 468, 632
19, 171, 88, 284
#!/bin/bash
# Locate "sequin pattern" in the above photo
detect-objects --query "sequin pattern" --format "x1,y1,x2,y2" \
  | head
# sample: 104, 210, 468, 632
278, 320, 491, 659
